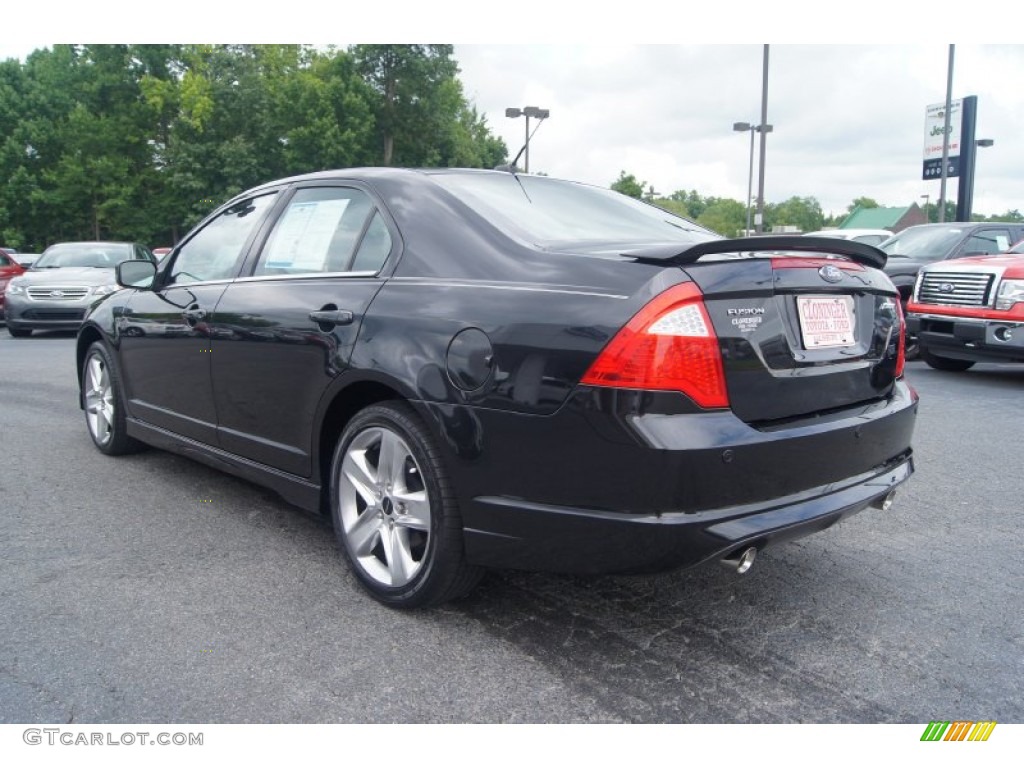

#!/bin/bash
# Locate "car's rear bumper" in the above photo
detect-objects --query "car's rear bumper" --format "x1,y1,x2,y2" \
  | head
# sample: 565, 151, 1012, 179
908, 312, 1024, 363
419, 380, 918, 574
463, 456, 912, 573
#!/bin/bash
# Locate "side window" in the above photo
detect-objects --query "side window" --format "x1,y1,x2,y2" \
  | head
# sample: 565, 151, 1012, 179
351, 212, 393, 272
0, 252, 10, 267
962, 229, 1010, 255
254, 187, 379, 276
169, 194, 276, 285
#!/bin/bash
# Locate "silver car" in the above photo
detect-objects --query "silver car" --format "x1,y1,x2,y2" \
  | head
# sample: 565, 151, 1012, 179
5, 242, 156, 337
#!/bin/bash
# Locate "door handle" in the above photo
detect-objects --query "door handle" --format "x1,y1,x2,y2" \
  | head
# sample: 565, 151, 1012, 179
182, 305, 206, 324
309, 309, 354, 327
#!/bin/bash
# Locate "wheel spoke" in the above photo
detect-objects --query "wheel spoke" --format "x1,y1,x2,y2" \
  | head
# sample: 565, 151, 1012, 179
378, 430, 405, 490
392, 489, 430, 532
88, 357, 104, 392
346, 507, 383, 557
381, 525, 415, 586
342, 451, 379, 506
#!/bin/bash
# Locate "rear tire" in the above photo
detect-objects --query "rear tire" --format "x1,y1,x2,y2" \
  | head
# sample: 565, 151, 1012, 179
921, 346, 975, 372
329, 402, 483, 608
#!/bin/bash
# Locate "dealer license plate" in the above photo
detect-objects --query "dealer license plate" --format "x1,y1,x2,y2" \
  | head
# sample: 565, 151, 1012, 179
796, 295, 856, 349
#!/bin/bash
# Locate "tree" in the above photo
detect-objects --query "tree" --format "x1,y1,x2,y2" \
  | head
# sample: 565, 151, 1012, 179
697, 198, 747, 237
766, 196, 825, 233
610, 171, 645, 199
847, 196, 879, 214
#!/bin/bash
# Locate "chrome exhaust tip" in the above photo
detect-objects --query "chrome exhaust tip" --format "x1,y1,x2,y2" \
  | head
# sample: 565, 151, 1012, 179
721, 546, 757, 574
871, 489, 898, 511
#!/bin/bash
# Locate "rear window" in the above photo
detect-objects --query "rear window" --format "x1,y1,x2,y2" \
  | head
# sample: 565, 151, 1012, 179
430, 173, 714, 249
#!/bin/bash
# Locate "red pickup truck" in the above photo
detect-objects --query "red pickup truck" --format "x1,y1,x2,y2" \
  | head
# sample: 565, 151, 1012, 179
906, 241, 1024, 370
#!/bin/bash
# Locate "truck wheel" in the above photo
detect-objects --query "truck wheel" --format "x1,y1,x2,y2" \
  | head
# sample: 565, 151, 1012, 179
920, 347, 975, 372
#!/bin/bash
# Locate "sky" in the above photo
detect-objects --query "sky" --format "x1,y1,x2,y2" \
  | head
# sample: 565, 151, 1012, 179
4, 2, 1021, 219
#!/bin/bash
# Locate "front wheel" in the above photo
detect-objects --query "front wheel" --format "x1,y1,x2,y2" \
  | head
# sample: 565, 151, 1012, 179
920, 346, 975, 372
330, 402, 483, 608
81, 342, 144, 454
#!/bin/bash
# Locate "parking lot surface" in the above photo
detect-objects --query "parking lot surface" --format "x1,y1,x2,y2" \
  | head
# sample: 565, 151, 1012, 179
1, 331, 1021, 723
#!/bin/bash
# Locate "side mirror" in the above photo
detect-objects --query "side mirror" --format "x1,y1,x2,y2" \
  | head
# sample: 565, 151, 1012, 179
117, 260, 157, 289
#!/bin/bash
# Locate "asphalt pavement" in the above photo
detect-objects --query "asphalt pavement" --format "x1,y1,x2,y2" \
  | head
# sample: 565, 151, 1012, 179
1, 330, 1021, 723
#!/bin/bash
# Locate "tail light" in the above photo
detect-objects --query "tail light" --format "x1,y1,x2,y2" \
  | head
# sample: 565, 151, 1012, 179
580, 282, 729, 408
895, 300, 906, 378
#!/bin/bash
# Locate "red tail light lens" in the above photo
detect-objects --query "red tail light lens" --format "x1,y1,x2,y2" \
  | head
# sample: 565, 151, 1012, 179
580, 282, 729, 408
895, 299, 906, 378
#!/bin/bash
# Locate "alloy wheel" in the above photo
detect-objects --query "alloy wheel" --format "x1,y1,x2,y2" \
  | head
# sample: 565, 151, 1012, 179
84, 353, 114, 446
338, 426, 431, 588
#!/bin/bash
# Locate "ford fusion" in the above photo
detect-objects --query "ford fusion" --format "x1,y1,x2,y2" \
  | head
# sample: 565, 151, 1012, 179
6, 241, 157, 337
76, 169, 917, 607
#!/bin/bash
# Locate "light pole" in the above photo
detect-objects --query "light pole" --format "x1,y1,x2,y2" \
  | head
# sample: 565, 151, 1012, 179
920, 193, 930, 224
733, 121, 773, 236
505, 105, 550, 173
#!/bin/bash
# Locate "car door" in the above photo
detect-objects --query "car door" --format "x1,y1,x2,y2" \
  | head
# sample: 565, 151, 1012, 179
209, 183, 396, 477
117, 192, 279, 444
953, 227, 1013, 258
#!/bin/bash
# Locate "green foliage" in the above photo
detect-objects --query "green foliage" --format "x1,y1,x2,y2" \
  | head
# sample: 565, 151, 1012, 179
611, 171, 646, 199
847, 196, 879, 214
765, 196, 825, 233
0, 44, 507, 250
697, 198, 747, 237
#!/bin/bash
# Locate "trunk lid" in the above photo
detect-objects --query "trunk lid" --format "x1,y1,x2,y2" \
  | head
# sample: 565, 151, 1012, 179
683, 256, 902, 423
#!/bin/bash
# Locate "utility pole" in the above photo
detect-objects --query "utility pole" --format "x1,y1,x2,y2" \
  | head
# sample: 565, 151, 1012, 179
755, 44, 770, 234
938, 45, 954, 223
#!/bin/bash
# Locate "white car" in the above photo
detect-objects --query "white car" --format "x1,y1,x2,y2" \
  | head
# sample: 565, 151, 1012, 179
804, 229, 892, 247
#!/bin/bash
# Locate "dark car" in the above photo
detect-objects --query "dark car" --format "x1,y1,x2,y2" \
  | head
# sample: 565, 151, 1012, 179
76, 169, 917, 608
0, 247, 28, 319
880, 222, 1024, 301
5, 241, 157, 337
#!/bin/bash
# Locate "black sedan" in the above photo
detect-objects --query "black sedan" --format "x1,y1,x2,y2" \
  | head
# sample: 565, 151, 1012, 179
76, 169, 917, 607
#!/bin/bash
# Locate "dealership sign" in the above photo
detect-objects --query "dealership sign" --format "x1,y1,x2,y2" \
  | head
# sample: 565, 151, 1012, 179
922, 99, 963, 179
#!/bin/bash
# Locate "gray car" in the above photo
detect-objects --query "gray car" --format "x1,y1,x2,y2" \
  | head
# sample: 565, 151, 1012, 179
5, 242, 156, 337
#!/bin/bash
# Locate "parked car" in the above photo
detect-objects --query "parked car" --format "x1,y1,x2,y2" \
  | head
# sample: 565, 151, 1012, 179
76, 169, 916, 607
879, 222, 1024, 301
906, 240, 1024, 370
804, 228, 893, 246
879, 222, 1024, 358
152, 247, 173, 264
0, 247, 28, 319
5, 241, 157, 337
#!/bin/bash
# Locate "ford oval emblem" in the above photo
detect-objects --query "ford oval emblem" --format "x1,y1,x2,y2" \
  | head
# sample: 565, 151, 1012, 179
50, 290, 65, 297
938, 282, 955, 293
818, 265, 843, 283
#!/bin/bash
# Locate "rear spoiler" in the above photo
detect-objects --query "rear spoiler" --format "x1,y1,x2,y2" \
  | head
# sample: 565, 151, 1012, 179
623, 236, 887, 270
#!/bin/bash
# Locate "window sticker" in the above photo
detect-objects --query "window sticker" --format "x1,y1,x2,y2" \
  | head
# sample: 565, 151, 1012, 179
264, 198, 350, 271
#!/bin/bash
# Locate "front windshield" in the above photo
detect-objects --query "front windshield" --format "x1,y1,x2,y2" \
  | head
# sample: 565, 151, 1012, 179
33, 243, 132, 269
880, 227, 963, 260
429, 172, 715, 249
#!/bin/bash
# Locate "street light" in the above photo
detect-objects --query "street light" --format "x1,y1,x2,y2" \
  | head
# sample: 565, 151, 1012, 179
920, 194, 930, 223
505, 105, 550, 173
733, 121, 773, 236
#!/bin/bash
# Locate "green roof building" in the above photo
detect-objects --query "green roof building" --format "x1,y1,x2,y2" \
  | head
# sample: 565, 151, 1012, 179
840, 204, 926, 233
